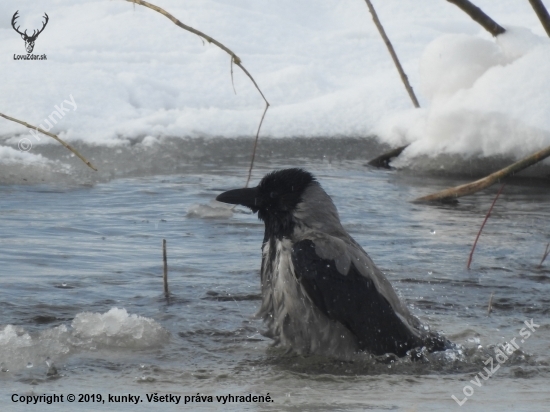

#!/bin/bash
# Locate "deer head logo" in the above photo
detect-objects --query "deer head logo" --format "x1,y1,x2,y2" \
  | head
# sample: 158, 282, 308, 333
11, 11, 49, 54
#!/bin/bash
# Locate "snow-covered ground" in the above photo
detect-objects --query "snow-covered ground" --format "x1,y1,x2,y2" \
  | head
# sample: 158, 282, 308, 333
1, 0, 549, 166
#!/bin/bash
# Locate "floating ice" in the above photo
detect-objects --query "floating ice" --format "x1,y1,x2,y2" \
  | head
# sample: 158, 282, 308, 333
71, 307, 169, 349
0, 324, 70, 373
186, 200, 234, 219
0, 308, 167, 373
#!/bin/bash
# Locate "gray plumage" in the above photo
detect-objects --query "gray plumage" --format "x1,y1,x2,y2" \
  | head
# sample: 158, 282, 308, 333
217, 168, 449, 358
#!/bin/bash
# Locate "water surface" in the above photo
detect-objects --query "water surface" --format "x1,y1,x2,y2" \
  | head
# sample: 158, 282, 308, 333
1, 138, 549, 411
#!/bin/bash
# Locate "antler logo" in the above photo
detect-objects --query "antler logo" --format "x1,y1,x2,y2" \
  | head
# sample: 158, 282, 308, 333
11, 11, 49, 54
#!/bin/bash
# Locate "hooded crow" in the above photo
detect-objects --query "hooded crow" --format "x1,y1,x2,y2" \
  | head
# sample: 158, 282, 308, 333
216, 168, 450, 358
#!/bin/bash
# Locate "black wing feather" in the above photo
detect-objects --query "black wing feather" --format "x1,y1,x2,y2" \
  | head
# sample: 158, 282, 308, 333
291, 239, 424, 356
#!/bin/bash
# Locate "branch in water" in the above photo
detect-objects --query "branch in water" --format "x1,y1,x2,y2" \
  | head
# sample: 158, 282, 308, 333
413, 144, 550, 203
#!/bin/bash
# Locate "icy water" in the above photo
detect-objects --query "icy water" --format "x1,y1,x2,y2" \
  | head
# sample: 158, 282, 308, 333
1, 137, 549, 411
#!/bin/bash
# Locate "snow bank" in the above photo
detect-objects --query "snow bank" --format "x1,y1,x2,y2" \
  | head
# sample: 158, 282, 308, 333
0, 0, 549, 168
376, 26, 550, 165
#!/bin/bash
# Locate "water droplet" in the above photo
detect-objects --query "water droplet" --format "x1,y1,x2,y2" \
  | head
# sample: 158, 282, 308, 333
26, 362, 33, 369
428, 271, 432, 275
430, 229, 436, 235
61, 282, 67, 287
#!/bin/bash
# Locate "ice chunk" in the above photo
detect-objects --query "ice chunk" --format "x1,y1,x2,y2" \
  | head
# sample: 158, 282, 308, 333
0, 324, 70, 373
186, 200, 234, 219
71, 307, 169, 349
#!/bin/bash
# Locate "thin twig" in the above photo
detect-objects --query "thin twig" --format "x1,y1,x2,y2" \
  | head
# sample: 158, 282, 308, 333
125, 0, 269, 187
528, 0, 550, 37
446, 0, 506, 36
363, 0, 419, 168
414, 144, 550, 202
230, 58, 236, 95
244, 104, 268, 188
467, 185, 505, 269
364, 0, 420, 108
487, 292, 494, 316
163, 238, 169, 297
538, 243, 550, 268
0, 112, 97, 171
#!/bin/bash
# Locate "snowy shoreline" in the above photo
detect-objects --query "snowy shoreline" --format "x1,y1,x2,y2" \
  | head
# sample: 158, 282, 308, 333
1, 0, 550, 169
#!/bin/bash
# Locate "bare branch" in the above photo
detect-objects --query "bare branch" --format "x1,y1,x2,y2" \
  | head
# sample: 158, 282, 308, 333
363, 0, 420, 168
446, 0, 506, 36
368, 144, 408, 168
413, 144, 550, 203
125, 0, 270, 187
364, 0, 420, 108
528, 0, 550, 37
0, 112, 97, 171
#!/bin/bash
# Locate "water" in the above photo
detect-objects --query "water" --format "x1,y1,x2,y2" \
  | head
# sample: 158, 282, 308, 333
1, 137, 549, 411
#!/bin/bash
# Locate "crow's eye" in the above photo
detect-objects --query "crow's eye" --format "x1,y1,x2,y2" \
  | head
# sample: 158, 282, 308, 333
270, 191, 278, 198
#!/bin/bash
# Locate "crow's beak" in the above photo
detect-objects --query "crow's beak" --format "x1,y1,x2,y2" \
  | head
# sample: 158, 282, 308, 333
216, 187, 260, 210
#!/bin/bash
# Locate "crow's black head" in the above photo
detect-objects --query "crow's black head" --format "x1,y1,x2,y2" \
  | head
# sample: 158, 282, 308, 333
216, 168, 316, 238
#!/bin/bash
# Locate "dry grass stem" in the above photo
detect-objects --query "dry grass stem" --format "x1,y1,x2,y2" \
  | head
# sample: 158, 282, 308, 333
0, 112, 97, 171
487, 292, 494, 316
126, 0, 270, 187
163, 239, 169, 297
